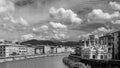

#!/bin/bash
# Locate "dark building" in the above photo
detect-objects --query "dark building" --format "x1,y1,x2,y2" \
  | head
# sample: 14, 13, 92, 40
99, 31, 120, 60
79, 40, 84, 46
111, 31, 120, 60
89, 35, 95, 45
0, 45, 6, 57
99, 34, 113, 59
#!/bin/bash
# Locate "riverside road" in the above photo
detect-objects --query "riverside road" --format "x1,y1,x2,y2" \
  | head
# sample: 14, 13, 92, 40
0, 53, 69, 68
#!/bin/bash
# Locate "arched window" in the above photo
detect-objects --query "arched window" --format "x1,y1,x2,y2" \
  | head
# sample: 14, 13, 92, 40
93, 55, 95, 59
101, 55, 104, 59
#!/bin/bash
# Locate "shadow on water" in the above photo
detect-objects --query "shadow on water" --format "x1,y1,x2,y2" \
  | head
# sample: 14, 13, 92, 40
91, 65, 120, 68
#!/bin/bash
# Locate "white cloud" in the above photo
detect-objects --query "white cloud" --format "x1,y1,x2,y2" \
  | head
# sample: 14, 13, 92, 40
8, 15, 29, 26
21, 34, 33, 40
3, 16, 9, 20
92, 27, 113, 34
37, 35, 47, 40
88, 9, 120, 19
97, 27, 112, 32
40, 25, 48, 30
53, 34, 61, 39
0, 0, 14, 13
79, 33, 91, 39
111, 20, 120, 24
50, 21, 67, 29
1, 24, 15, 31
53, 33, 69, 40
18, 17, 29, 26
53, 29, 67, 34
32, 28, 37, 32
79, 33, 102, 40
32, 25, 68, 40
49, 7, 82, 24
32, 25, 48, 33
52, 29, 68, 40
109, 1, 120, 10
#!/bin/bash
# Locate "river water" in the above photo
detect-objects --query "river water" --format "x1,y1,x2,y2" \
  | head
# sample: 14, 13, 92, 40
0, 53, 69, 68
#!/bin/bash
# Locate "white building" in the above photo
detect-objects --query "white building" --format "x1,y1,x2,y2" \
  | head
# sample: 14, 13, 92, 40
44, 46, 51, 54
27, 47, 35, 55
0, 41, 36, 57
17, 45, 27, 56
66, 47, 75, 53
5, 45, 19, 57
0, 44, 20, 57
57, 46, 65, 53
89, 46, 96, 59
6, 45, 36, 56
57, 47, 62, 53
82, 40, 109, 60
35, 45, 51, 54
34, 46, 44, 54
50, 46, 57, 54
0, 44, 13, 57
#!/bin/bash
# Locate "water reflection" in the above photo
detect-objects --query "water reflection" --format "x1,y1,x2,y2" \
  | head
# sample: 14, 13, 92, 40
0, 54, 68, 68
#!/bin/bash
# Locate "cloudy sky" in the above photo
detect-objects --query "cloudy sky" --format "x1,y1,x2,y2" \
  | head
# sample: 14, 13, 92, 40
0, 0, 120, 41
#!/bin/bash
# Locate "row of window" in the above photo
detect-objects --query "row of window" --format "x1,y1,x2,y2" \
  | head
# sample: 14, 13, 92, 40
0, 46, 5, 48
19, 51, 27, 53
19, 48, 26, 50
0, 52, 5, 54
0, 49, 5, 51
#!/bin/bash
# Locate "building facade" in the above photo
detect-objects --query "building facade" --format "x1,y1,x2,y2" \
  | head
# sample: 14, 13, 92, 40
79, 34, 109, 60
44, 46, 51, 54
35, 46, 44, 54
17, 45, 27, 56
57, 46, 66, 53
111, 31, 120, 60
99, 31, 120, 60
27, 46, 35, 55
99, 34, 113, 59
66, 47, 75, 53
0, 44, 10, 57
0, 44, 19, 57
0, 43, 37, 57
50, 46, 57, 54
5, 45, 19, 57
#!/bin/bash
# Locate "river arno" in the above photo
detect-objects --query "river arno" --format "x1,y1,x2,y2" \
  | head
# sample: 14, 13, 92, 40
0, 53, 69, 68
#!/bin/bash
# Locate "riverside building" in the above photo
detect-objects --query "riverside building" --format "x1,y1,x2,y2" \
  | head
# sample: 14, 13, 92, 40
0, 43, 36, 57
80, 34, 109, 60
100, 31, 120, 60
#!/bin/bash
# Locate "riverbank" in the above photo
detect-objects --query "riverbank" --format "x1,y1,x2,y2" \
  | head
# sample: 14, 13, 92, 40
63, 57, 91, 68
0, 53, 66, 63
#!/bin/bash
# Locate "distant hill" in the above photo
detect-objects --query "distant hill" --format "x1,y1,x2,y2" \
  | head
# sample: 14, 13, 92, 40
20, 39, 81, 47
